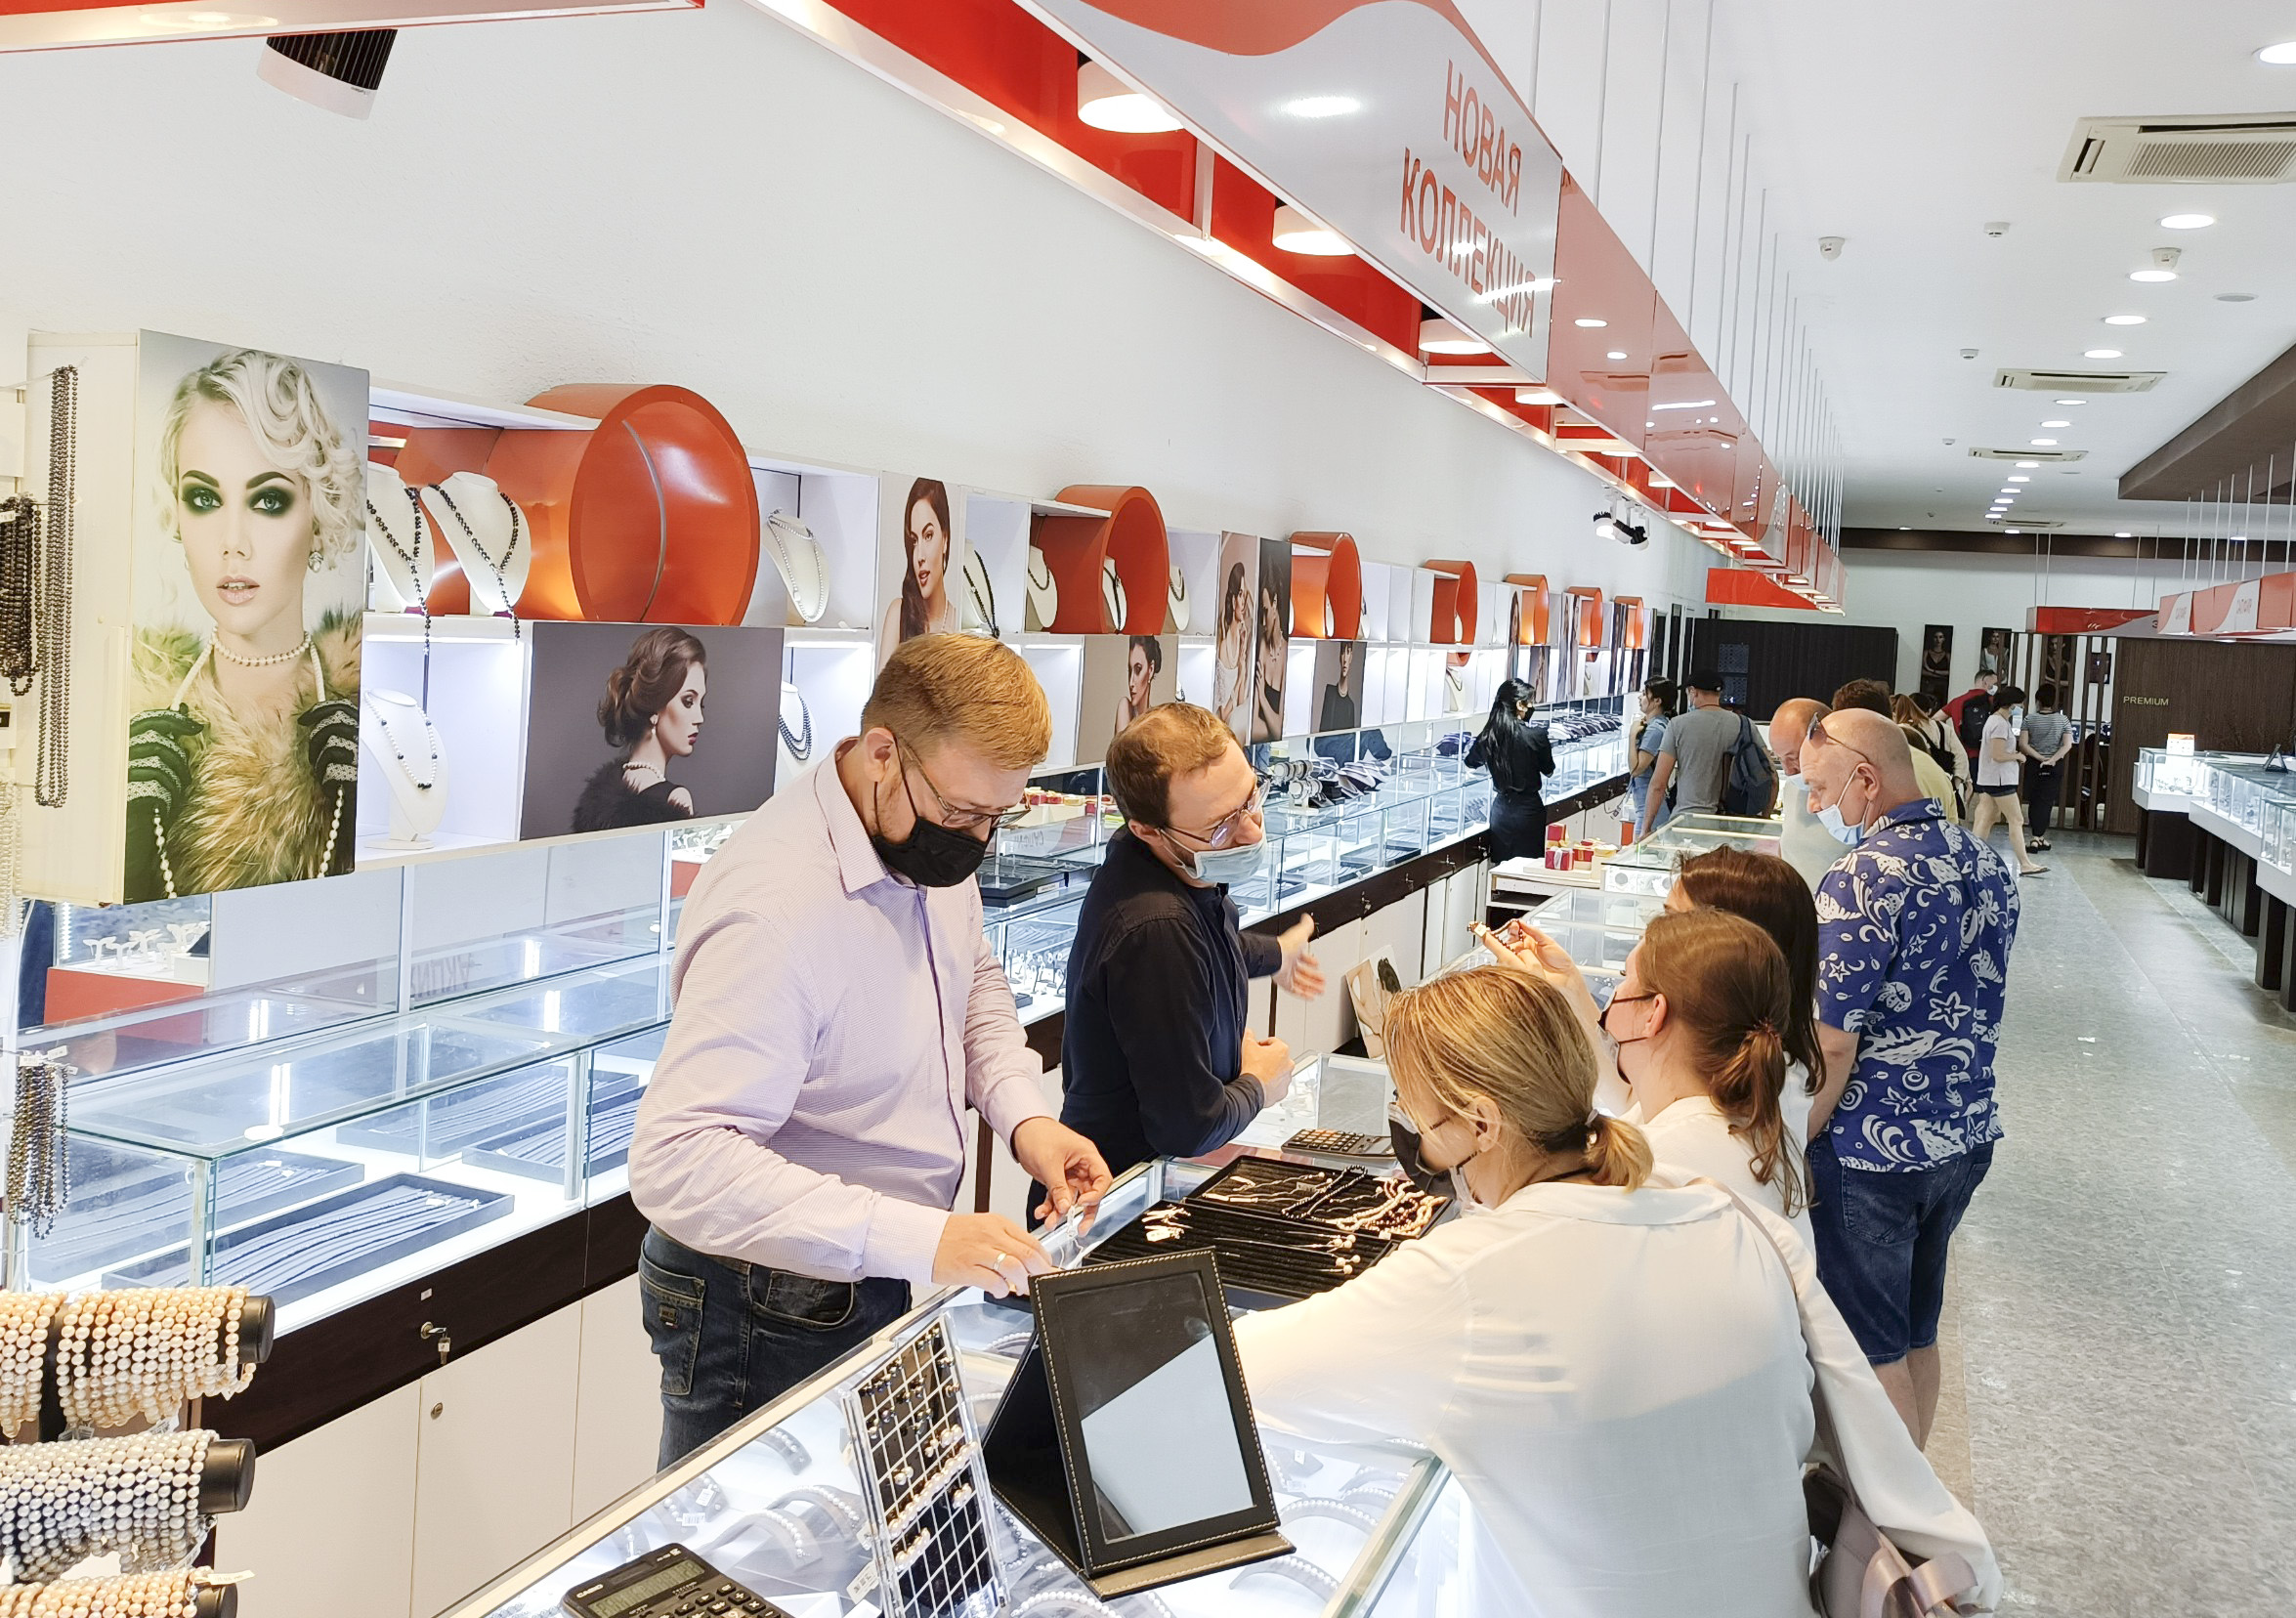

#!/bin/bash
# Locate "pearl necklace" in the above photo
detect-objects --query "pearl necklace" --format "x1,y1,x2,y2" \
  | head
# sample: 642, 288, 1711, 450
211, 631, 312, 670
429, 483, 524, 640
779, 685, 812, 763
7, 1048, 71, 1240
0, 1293, 62, 1436
366, 486, 434, 679
366, 698, 439, 791
55, 1287, 258, 1432
0, 1569, 228, 1616
0, 1428, 216, 1580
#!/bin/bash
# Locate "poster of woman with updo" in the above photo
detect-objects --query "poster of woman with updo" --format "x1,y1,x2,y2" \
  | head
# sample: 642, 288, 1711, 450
126, 335, 368, 903
521, 621, 786, 841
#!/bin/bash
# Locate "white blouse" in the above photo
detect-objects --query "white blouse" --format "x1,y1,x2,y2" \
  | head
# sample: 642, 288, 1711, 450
1233, 1181, 2001, 1618
1629, 1093, 1815, 1248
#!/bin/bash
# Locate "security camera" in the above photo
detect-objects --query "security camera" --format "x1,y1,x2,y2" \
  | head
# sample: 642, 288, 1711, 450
2152, 245, 2182, 270
1982, 221, 2011, 238
1818, 235, 1846, 261
1960, 349, 1978, 360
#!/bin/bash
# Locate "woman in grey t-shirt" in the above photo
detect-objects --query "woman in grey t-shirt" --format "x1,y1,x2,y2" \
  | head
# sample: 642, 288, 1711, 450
2019, 682, 2075, 852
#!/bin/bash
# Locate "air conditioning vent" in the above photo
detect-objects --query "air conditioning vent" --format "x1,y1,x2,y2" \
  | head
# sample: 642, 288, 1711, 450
1968, 447, 2088, 463
1995, 367, 2164, 393
2062, 113, 2296, 185
1985, 516, 2065, 530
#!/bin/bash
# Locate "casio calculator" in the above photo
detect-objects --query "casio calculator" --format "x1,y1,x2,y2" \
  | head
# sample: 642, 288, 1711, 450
1282, 1128, 1391, 1158
562, 1544, 791, 1618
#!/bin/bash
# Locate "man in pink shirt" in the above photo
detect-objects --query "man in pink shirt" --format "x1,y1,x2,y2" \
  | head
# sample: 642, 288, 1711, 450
629, 634, 1113, 1462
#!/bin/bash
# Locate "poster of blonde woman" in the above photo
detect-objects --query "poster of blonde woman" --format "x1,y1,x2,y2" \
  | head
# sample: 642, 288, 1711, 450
126, 335, 367, 902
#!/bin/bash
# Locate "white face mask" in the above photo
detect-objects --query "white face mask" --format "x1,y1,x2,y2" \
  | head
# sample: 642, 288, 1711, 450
1816, 800, 1864, 845
1449, 1164, 1494, 1215
1173, 837, 1264, 885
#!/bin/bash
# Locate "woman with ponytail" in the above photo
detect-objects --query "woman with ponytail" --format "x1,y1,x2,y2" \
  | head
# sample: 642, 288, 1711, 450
1234, 965, 1857, 1615
1604, 909, 1813, 1240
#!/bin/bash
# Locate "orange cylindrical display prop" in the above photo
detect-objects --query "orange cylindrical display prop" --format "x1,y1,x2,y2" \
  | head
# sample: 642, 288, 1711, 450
1289, 532, 1364, 639
1505, 574, 1551, 645
1033, 485, 1170, 634
1425, 559, 1479, 644
474, 384, 759, 624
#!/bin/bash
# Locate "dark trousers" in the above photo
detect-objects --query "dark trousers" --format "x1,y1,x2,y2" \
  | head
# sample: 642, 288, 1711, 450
1487, 790, 1550, 864
2025, 762, 2062, 830
639, 1226, 912, 1468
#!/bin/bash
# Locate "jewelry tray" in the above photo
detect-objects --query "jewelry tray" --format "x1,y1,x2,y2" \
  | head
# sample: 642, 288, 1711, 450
1188, 1158, 1451, 1235
40, 1141, 365, 1276
103, 1171, 515, 1306
1081, 1200, 1399, 1306
976, 853, 1089, 908
335, 1064, 571, 1158
459, 1073, 646, 1183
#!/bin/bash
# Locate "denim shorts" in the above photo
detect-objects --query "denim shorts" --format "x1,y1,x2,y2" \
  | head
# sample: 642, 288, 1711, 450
1806, 1135, 1994, 1365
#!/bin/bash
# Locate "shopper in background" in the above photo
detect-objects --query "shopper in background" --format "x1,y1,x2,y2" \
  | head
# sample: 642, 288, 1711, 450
1234, 965, 1999, 1618
1637, 665, 1743, 836
1833, 679, 1961, 824
1800, 708, 2020, 1442
1895, 690, 1971, 818
1944, 667, 1998, 760
1669, 847, 1826, 1146
1766, 696, 1842, 887
2019, 682, 2074, 852
1059, 703, 1322, 1179
1626, 677, 1679, 837
1969, 683, 2046, 876
1466, 679, 1556, 864
629, 634, 1114, 1465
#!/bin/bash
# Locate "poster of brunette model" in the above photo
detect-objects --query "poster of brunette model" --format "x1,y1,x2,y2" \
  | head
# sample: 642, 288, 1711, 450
523, 621, 786, 839
126, 334, 368, 903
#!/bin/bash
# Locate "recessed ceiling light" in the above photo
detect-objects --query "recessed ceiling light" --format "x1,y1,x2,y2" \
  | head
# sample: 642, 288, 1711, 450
2015, 460, 2040, 468
2085, 348, 2123, 360
2257, 39, 2296, 64
2005, 529, 2021, 534
1418, 317, 1491, 355
2031, 438, 2059, 446
1607, 351, 1628, 361
1514, 386, 1565, 406
2129, 269, 2178, 283
2008, 475, 2030, 483
2042, 419, 2071, 428
2115, 531, 2133, 538
2054, 399, 2087, 405
2160, 212, 2216, 230
1271, 204, 1350, 256
1077, 62, 1186, 132
2104, 314, 2147, 325
2217, 292, 2258, 303
1574, 318, 1608, 328
1283, 95, 1361, 118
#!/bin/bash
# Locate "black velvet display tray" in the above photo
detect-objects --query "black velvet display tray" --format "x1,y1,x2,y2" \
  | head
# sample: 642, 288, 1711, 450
103, 1172, 516, 1306
1081, 1200, 1397, 1305
37, 1143, 365, 1278
335, 1066, 566, 1158
460, 1076, 645, 1184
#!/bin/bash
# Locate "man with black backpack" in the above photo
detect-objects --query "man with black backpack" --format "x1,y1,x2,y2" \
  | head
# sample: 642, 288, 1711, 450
1944, 669, 1998, 760
1636, 666, 1775, 836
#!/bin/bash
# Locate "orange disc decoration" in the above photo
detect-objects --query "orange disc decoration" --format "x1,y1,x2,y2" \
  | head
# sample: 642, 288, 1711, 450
1033, 485, 1170, 634
1505, 574, 1552, 644
1289, 532, 1364, 639
1424, 559, 1479, 644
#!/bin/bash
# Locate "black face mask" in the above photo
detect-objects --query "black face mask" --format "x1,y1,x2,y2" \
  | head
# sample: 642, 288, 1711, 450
1386, 1102, 1449, 1196
871, 763, 992, 888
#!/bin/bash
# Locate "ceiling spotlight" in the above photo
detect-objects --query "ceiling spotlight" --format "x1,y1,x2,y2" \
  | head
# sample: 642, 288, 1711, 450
2008, 475, 2030, 483
2055, 399, 2087, 405
2031, 438, 2059, 446
2104, 314, 2147, 325
1419, 318, 1491, 355
2042, 419, 2072, 428
2085, 348, 2124, 359
2015, 460, 2040, 468
1271, 204, 1350, 256
1514, 386, 1564, 405
1077, 61, 1185, 132
2115, 531, 2133, 538
1592, 512, 1618, 543
1574, 318, 1608, 328
259, 26, 394, 116
2257, 39, 2296, 64
1282, 94, 1361, 118
2160, 212, 2216, 230
2129, 270, 2178, 282
1606, 350, 1628, 361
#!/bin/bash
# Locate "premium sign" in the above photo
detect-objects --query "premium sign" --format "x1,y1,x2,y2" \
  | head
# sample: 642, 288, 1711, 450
1018, 0, 1565, 374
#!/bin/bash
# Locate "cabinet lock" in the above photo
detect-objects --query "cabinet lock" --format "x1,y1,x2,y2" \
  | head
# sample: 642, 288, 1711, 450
419, 1320, 452, 1364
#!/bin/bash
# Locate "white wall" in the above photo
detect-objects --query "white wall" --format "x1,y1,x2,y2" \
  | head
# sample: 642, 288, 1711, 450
0, 2, 1708, 622
1722, 549, 2163, 693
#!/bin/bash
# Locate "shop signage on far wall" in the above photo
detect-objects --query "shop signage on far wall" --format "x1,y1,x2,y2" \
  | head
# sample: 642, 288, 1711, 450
1017, 0, 1564, 374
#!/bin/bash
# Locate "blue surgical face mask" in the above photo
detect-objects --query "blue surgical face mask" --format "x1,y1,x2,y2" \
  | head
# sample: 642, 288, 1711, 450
2008, 705, 2026, 729
1816, 801, 1864, 845
1174, 837, 1264, 886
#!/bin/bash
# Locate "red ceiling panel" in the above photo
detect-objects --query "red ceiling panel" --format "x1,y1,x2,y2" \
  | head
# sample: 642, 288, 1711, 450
1549, 174, 1655, 449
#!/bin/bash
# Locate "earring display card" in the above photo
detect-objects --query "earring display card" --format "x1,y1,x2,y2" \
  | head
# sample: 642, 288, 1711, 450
839, 1317, 1001, 1618
984, 1249, 1290, 1598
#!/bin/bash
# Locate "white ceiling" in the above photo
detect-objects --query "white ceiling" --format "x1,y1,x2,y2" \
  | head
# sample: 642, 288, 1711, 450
1706, 0, 2296, 538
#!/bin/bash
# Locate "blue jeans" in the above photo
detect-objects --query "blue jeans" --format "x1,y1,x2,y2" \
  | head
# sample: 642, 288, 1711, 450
639, 1226, 912, 1468
1806, 1135, 1993, 1366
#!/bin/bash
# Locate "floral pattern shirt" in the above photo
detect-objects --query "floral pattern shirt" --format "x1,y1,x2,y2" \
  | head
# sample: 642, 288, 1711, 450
1815, 798, 2020, 1171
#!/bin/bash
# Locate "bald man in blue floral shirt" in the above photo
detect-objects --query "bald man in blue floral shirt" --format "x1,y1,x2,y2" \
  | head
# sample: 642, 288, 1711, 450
1800, 707, 2020, 1444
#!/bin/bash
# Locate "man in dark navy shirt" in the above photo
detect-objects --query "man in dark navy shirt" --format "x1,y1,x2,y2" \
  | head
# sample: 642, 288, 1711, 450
1060, 703, 1325, 1177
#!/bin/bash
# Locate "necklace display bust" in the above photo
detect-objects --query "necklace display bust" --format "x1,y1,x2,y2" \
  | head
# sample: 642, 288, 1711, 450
361, 689, 449, 848
421, 471, 530, 618
364, 463, 433, 614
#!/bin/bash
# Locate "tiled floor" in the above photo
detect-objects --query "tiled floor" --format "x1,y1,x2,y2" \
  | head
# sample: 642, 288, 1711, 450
1937, 829, 2296, 1614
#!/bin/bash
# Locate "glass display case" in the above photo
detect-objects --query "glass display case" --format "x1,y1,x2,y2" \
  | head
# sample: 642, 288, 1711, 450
1600, 813, 1782, 901
2190, 754, 2296, 849
2262, 794, 2296, 881
2131, 745, 2216, 809
1232, 1050, 1393, 1154
441, 1156, 1450, 1618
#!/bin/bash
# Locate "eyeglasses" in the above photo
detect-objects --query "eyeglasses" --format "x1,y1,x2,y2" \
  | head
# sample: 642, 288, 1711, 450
1804, 719, 1880, 775
899, 740, 1029, 835
1162, 783, 1265, 851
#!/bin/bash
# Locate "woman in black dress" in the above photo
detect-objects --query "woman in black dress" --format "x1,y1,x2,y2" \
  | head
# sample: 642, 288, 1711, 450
1467, 678, 1555, 863
574, 626, 706, 831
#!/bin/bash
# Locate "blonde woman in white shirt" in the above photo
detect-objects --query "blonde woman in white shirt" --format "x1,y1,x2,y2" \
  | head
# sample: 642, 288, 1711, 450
1233, 966, 1997, 1618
